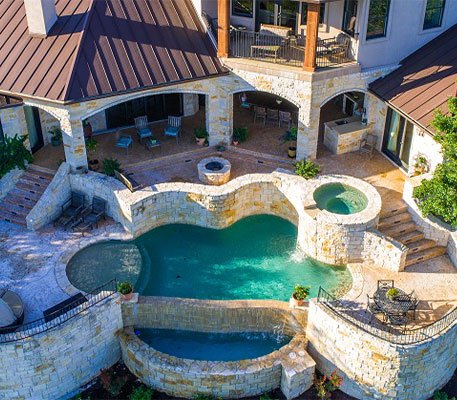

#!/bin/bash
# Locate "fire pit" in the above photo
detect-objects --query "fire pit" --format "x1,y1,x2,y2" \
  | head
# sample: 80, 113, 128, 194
197, 157, 231, 185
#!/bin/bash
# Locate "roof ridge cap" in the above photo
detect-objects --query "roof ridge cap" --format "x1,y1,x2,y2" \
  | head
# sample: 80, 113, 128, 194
62, 0, 96, 102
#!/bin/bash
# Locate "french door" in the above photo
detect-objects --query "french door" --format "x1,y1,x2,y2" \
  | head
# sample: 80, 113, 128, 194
24, 106, 44, 153
382, 107, 414, 169
257, 0, 298, 30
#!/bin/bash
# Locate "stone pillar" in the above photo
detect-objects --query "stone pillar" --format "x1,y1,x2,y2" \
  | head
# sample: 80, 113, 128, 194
296, 106, 318, 160
182, 93, 200, 117
60, 113, 88, 171
303, 3, 320, 72
217, 0, 230, 57
206, 92, 232, 146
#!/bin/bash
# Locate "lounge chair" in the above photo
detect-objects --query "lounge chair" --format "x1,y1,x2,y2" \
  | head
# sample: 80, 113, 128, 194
43, 292, 87, 322
54, 192, 85, 228
114, 170, 142, 193
134, 116, 153, 143
72, 196, 106, 232
115, 134, 133, 154
164, 116, 182, 143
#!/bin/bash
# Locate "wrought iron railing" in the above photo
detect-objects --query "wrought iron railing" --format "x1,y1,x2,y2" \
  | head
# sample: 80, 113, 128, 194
317, 287, 457, 345
0, 280, 117, 344
230, 30, 354, 69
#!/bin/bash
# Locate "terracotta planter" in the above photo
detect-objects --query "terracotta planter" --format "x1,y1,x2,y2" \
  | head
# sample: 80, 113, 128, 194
289, 295, 305, 307
88, 159, 99, 171
196, 137, 206, 146
121, 291, 134, 301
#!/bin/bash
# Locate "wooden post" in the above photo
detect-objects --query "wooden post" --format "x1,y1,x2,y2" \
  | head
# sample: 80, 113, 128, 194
217, 0, 230, 58
303, 2, 320, 72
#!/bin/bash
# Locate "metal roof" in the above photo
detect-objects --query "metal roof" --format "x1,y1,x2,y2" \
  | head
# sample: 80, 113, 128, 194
0, 0, 226, 103
369, 24, 457, 132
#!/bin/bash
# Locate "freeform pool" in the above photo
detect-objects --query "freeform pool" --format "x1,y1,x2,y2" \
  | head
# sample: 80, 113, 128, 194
136, 328, 292, 361
313, 182, 368, 215
66, 215, 351, 300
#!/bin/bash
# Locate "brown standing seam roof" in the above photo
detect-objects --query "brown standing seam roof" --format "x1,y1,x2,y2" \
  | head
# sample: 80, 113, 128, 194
369, 24, 457, 133
0, 0, 226, 102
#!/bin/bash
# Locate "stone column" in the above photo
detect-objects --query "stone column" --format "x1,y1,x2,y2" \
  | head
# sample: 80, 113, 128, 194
296, 106, 318, 160
60, 113, 88, 171
182, 93, 200, 117
206, 91, 232, 146
303, 3, 320, 72
217, 0, 230, 57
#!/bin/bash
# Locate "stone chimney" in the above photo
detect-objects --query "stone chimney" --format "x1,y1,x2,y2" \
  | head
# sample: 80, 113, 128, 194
23, 0, 57, 37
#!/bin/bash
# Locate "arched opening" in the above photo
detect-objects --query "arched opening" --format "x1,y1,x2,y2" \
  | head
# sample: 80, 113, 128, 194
317, 90, 366, 157
232, 91, 299, 158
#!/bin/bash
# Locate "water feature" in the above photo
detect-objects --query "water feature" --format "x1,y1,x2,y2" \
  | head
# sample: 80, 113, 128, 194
135, 328, 292, 361
66, 215, 352, 300
313, 183, 368, 215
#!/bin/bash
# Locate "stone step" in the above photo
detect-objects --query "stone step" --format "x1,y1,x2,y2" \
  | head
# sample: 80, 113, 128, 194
397, 230, 425, 245
382, 221, 418, 238
15, 181, 48, 195
20, 175, 52, 189
28, 164, 56, 176
8, 188, 42, 203
379, 204, 408, 219
378, 212, 412, 230
405, 246, 447, 267
0, 209, 27, 226
407, 239, 438, 254
2, 195, 35, 210
23, 170, 54, 183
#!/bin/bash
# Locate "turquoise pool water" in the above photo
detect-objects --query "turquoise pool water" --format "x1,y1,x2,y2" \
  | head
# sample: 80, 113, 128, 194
66, 215, 351, 300
136, 328, 291, 361
313, 183, 368, 215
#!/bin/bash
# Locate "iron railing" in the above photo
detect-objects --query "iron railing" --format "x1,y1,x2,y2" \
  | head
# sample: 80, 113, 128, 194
317, 287, 457, 345
0, 280, 117, 344
230, 30, 354, 69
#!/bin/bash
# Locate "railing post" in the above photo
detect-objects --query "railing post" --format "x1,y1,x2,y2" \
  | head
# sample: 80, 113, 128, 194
217, 0, 230, 57
303, 2, 320, 72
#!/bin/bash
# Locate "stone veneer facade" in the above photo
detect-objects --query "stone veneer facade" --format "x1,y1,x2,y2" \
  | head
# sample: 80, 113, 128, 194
120, 297, 315, 399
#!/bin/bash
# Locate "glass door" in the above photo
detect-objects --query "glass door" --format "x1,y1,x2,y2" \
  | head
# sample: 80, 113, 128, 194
257, 0, 297, 30
24, 106, 44, 153
382, 107, 414, 169
278, 0, 297, 29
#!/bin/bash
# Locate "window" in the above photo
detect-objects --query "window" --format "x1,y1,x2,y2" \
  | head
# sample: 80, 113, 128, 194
232, 0, 253, 17
301, 3, 325, 25
342, 0, 358, 37
366, 0, 391, 40
423, 0, 445, 29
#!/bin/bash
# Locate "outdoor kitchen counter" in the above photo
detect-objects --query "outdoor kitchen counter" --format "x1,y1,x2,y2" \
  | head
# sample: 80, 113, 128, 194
324, 116, 368, 155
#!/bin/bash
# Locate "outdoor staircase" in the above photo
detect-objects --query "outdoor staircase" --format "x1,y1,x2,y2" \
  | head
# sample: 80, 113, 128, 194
378, 203, 447, 268
0, 165, 55, 227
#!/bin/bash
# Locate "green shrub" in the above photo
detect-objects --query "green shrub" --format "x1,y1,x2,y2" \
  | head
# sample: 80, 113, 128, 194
49, 126, 63, 141
281, 126, 297, 143
194, 127, 208, 139
129, 385, 153, 400
294, 159, 320, 180
103, 158, 122, 177
85, 138, 98, 153
292, 284, 310, 301
233, 127, 248, 143
117, 281, 133, 295
434, 390, 457, 400
0, 135, 33, 178
413, 97, 457, 227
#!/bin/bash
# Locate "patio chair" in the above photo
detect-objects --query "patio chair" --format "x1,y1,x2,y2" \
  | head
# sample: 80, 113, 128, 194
407, 291, 420, 319
134, 116, 153, 143
54, 192, 85, 228
359, 133, 377, 158
326, 33, 351, 63
387, 312, 408, 328
254, 106, 267, 125
73, 196, 106, 232
377, 280, 394, 290
266, 108, 279, 126
366, 294, 384, 323
164, 116, 182, 143
115, 134, 133, 154
279, 111, 292, 129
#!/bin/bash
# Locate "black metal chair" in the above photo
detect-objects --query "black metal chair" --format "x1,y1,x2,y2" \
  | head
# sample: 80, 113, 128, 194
366, 294, 385, 323
387, 312, 408, 329
377, 280, 394, 290
72, 196, 106, 232
407, 291, 420, 319
54, 192, 85, 228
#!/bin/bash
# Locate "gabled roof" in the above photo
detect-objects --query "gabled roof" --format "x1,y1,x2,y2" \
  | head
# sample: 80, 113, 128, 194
369, 24, 457, 132
0, 0, 226, 103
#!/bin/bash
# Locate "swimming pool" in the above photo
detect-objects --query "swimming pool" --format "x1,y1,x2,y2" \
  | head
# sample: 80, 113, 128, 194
136, 328, 291, 361
66, 215, 351, 300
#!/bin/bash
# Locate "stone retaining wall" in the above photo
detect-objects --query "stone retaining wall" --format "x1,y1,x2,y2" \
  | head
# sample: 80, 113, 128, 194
0, 296, 122, 400
0, 167, 24, 200
120, 297, 315, 399
306, 299, 457, 400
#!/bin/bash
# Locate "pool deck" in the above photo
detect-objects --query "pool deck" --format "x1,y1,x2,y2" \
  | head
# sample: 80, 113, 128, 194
0, 148, 455, 328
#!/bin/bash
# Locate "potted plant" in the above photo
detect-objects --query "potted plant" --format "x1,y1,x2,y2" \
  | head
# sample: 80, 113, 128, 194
386, 288, 399, 301
290, 284, 311, 307
194, 128, 208, 146
117, 281, 134, 301
232, 127, 248, 146
412, 154, 430, 176
85, 137, 98, 154
49, 126, 63, 147
282, 127, 298, 158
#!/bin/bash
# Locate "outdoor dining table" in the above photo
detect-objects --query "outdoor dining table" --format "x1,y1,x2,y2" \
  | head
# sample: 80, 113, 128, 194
373, 287, 413, 323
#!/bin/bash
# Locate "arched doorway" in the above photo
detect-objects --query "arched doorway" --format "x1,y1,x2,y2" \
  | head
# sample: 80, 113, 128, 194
317, 90, 366, 157
232, 91, 299, 158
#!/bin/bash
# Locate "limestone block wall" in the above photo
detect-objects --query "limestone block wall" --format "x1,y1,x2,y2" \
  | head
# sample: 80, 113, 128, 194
306, 300, 457, 400
183, 93, 200, 116
38, 107, 60, 145
26, 163, 71, 230
0, 167, 24, 200
120, 297, 314, 399
0, 104, 30, 149
0, 297, 123, 400
86, 109, 107, 133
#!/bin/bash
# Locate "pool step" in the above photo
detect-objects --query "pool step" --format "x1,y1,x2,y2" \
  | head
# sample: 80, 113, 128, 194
405, 246, 447, 267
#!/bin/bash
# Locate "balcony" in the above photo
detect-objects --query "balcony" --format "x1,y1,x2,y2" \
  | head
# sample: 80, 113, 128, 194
230, 29, 354, 69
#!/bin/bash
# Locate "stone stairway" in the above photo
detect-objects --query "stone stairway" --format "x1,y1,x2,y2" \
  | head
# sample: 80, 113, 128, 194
378, 203, 447, 267
0, 165, 55, 227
